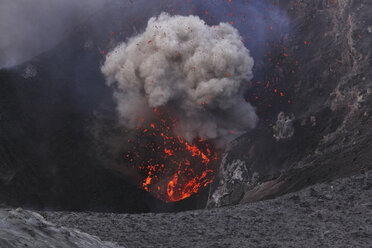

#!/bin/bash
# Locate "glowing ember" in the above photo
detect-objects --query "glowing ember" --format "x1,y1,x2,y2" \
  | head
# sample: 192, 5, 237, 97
125, 108, 219, 202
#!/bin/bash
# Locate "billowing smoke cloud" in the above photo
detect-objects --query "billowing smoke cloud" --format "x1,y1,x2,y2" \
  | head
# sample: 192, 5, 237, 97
102, 13, 257, 147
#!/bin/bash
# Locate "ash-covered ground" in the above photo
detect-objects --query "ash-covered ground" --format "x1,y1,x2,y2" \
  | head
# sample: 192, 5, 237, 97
39, 171, 371, 248
0, 171, 370, 247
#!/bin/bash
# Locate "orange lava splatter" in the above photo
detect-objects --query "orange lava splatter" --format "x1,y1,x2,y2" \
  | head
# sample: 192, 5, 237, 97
125, 108, 219, 203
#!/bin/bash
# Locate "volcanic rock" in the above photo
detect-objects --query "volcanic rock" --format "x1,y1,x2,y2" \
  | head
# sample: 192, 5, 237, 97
0, 208, 122, 248
207, 0, 372, 207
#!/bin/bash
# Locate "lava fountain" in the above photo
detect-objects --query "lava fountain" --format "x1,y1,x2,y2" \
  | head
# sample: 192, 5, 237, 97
125, 108, 219, 202
102, 13, 257, 202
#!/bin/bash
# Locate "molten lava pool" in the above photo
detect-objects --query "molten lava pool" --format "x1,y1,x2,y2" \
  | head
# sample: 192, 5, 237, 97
125, 109, 219, 202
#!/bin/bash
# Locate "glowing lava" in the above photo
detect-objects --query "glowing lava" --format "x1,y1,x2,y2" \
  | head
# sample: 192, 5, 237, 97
125, 108, 219, 202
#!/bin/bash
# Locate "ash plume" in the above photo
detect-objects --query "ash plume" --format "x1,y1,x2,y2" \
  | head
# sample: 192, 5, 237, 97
102, 13, 257, 147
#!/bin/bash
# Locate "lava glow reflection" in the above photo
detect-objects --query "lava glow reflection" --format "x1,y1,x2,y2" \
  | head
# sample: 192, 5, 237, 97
125, 108, 219, 202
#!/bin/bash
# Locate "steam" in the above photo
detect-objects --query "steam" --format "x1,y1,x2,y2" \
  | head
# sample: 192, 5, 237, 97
102, 13, 257, 147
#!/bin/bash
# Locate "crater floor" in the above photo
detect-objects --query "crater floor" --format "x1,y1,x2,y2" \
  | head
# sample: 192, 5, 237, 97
39, 171, 372, 248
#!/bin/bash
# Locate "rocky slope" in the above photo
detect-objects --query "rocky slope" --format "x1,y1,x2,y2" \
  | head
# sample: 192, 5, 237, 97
207, 0, 372, 207
40, 171, 372, 247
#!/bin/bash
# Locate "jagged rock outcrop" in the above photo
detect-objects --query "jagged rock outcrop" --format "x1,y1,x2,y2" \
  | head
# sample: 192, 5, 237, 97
0, 208, 122, 248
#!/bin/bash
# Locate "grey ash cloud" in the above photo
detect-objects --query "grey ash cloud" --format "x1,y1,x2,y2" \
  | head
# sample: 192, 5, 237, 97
102, 13, 257, 147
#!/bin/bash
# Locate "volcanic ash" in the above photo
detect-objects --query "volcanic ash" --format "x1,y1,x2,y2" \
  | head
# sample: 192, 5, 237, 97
102, 13, 257, 147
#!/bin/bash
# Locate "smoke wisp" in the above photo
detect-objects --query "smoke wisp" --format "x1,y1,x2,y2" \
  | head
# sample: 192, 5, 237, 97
102, 13, 257, 147
0, 0, 108, 69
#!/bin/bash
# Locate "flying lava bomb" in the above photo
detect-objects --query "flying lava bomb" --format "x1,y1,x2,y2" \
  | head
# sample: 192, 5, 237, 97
102, 13, 258, 202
